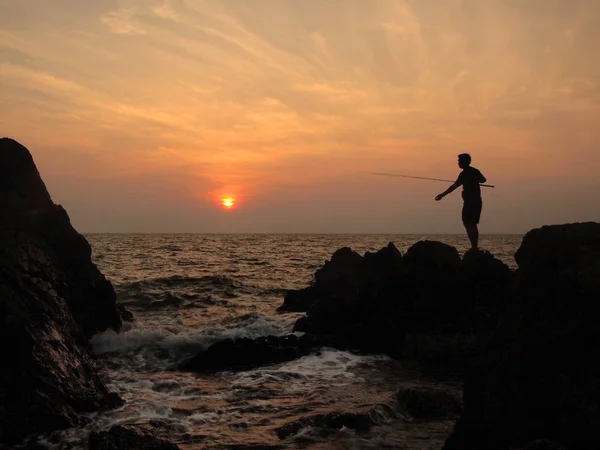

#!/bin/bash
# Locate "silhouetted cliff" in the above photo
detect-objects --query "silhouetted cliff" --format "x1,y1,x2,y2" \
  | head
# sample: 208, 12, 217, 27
0, 138, 123, 443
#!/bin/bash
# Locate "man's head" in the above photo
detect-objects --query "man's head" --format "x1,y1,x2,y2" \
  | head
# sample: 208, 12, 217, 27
458, 153, 471, 169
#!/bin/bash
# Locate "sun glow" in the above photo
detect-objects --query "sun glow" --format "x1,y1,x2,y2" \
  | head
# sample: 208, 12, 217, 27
222, 197, 235, 209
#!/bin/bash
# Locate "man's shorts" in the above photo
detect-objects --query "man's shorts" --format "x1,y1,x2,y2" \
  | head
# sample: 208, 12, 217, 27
462, 199, 482, 225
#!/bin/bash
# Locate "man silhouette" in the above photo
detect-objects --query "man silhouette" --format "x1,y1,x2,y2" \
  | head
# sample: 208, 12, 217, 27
435, 154, 486, 250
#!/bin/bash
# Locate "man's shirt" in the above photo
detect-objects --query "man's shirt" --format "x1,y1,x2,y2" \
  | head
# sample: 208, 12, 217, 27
457, 166, 484, 202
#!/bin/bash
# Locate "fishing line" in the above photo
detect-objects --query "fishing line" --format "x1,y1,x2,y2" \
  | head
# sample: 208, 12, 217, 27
364, 171, 495, 188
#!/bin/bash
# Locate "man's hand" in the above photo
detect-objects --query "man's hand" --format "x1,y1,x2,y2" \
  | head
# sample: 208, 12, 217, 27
435, 194, 444, 201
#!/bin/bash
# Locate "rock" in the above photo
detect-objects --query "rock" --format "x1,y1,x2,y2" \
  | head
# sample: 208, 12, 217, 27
363, 241, 404, 272
118, 304, 135, 322
514, 222, 600, 270
180, 334, 323, 372
454, 249, 514, 333
522, 439, 568, 450
89, 425, 181, 450
277, 243, 402, 315
403, 240, 461, 270
277, 286, 324, 313
275, 405, 397, 440
0, 138, 123, 443
444, 222, 600, 450
292, 243, 407, 356
0, 139, 122, 338
314, 247, 365, 287
396, 386, 463, 420
290, 240, 512, 367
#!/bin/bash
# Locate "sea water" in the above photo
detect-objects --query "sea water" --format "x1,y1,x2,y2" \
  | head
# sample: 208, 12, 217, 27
36, 234, 521, 449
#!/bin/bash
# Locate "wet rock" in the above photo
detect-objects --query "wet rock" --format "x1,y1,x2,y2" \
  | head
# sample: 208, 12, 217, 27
292, 243, 407, 356
403, 240, 460, 270
89, 425, 180, 450
290, 240, 512, 367
444, 222, 600, 450
277, 286, 324, 312
275, 404, 397, 440
180, 334, 323, 372
0, 138, 123, 443
118, 303, 135, 322
396, 386, 462, 420
522, 439, 568, 450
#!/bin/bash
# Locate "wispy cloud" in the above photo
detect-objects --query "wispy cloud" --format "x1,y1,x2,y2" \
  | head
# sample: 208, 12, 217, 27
1, 0, 600, 231
102, 8, 147, 35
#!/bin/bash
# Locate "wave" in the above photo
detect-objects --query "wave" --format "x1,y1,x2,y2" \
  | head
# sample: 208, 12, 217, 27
115, 275, 250, 309
118, 274, 243, 290
90, 313, 301, 365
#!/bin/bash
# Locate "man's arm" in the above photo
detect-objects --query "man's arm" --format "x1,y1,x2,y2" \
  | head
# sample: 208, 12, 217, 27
478, 170, 487, 184
435, 178, 462, 201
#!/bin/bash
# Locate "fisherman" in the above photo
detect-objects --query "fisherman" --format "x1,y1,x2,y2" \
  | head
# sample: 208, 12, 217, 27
435, 154, 486, 250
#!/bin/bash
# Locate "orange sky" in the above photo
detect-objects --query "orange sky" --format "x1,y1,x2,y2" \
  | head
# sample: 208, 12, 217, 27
1, 0, 599, 233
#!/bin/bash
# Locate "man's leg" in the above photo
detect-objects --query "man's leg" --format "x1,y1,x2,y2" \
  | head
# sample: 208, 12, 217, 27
462, 200, 482, 250
465, 223, 479, 249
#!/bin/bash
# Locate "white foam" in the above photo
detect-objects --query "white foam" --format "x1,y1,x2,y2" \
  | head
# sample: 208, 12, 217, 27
232, 349, 392, 391
90, 313, 298, 357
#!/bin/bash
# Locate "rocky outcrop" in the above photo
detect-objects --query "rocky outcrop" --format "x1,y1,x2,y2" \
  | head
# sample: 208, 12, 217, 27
180, 334, 323, 372
0, 138, 123, 443
275, 405, 398, 440
277, 286, 325, 313
444, 222, 600, 450
289, 241, 513, 366
396, 386, 462, 420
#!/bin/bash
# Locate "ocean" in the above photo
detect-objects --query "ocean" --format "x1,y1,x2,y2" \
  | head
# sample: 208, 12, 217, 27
40, 234, 522, 449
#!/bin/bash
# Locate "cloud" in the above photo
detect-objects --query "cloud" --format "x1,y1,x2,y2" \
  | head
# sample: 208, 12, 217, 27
1, 0, 600, 231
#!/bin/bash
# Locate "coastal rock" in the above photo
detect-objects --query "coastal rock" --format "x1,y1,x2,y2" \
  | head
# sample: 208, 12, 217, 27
290, 240, 512, 365
522, 440, 568, 450
444, 222, 600, 450
0, 138, 123, 443
292, 243, 407, 356
277, 286, 323, 313
180, 334, 323, 372
403, 240, 461, 270
275, 405, 397, 440
89, 425, 181, 450
395, 386, 463, 420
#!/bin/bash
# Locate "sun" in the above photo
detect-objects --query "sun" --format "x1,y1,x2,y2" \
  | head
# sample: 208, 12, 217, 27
222, 197, 235, 209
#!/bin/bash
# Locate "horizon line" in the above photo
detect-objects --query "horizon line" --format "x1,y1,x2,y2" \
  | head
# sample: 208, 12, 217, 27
80, 231, 525, 236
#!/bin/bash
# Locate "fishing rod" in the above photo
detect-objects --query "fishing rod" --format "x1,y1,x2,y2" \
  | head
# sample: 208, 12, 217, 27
364, 171, 495, 188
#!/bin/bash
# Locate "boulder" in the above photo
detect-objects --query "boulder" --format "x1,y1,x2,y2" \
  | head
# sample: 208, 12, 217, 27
277, 286, 323, 313
395, 386, 462, 420
444, 222, 600, 450
275, 405, 397, 440
180, 334, 323, 372
292, 243, 406, 356
289, 240, 512, 365
403, 240, 461, 270
0, 138, 124, 443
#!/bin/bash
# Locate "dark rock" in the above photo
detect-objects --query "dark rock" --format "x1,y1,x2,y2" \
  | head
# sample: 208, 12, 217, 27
180, 334, 323, 372
396, 386, 462, 420
363, 241, 404, 272
0, 138, 123, 443
277, 286, 324, 313
275, 405, 397, 440
118, 304, 135, 322
290, 240, 512, 367
403, 240, 461, 270
89, 425, 180, 450
0, 138, 122, 338
523, 439, 568, 450
292, 243, 407, 356
444, 222, 600, 450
